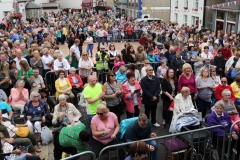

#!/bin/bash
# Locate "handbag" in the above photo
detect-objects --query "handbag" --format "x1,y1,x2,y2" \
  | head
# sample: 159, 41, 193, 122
107, 82, 126, 115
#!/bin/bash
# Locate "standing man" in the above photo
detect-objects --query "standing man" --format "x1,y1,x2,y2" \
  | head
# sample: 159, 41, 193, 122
140, 66, 161, 127
70, 39, 81, 57
41, 48, 54, 77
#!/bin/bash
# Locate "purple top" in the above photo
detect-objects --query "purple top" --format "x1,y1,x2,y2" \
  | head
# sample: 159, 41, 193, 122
178, 73, 197, 94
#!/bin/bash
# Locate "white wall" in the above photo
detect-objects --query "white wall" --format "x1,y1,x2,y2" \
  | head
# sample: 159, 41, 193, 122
0, 0, 14, 21
56, 0, 83, 9
170, 0, 204, 29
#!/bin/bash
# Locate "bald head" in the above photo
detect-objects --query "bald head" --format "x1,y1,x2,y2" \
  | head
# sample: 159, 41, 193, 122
16, 49, 23, 58
88, 75, 97, 87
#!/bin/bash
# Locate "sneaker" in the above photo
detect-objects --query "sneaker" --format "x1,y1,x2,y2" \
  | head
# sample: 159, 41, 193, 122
153, 123, 160, 127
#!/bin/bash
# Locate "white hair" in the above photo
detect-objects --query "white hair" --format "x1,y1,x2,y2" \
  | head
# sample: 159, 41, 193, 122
69, 67, 76, 72
30, 92, 41, 101
58, 94, 67, 100
221, 89, 231, 96
145, 66, 153, 72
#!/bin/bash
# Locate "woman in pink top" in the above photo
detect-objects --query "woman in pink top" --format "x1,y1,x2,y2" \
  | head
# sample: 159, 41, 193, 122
178, 63, 198, 100
113, 54, 125, 73
91, 102, 124, 158
211, 43, 218, 57
9, 80, 29, 112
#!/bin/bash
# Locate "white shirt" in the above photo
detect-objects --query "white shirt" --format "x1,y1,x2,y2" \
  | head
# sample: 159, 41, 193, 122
41, 54, 54, 70
108, 50, 118, 57
86, 37, 93, 44
14, 57, 27, 70
70, 44, 80, 57
201, 52, 213, 59
53, 58, 70, 71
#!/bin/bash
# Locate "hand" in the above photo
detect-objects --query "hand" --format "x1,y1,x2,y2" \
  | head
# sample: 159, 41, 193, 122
58, 113, 65, 118
105, 129, 111, 134
63, 90, 68, 94
169, 96, 174, 101
112, 94, 116, 98
27, 116, 31, 120
148, 145, 155, 151
75, 84, 79, 88
115, 90, 121, 95
42, 116, 46, 123
219, 68, 222, 71
152, 96, 157, 101
232, 132, 238, 140
6, 138, 14, 144
150, 132, 157, 138
194, 94, 197, 100
99, 92, 105, 99
111, 134, 116, 139
233, 110, 239, 114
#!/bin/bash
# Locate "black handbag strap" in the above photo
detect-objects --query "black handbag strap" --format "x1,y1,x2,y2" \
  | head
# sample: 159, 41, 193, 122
107, 82, 121, 103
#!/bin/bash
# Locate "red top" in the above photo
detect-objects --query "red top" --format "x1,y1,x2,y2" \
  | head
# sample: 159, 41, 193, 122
178, 73, 198, 94
215, 84, 236, 101
139, 36, 149, 46
126, 26, 133, 35
67, 74, 83, 87
221, 47, 232, 60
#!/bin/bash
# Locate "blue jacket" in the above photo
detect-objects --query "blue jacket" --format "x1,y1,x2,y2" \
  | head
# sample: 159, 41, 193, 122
140, 76, 161, 105
147, 54, 156, 62
117, 117, 138, 142
207, 111, 233, 136
22, 100, 50, 120
231, 68, 239, 80
155, 56, 168, 62
116, 70, 127, 82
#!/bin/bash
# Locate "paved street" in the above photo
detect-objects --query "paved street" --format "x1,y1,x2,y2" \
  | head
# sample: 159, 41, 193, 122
42, 42, 170, 160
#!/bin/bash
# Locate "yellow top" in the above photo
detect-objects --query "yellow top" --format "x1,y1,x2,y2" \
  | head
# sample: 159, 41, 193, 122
62, 27, 67, 36
230, 82, 240, 99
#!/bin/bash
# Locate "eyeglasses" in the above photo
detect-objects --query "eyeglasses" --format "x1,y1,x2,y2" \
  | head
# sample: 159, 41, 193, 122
41, 96, 47, 98
221, 81, 227, 83
110, 75, 115, 77
225, 95, 231, 96
82, 54, 87, 56
97, 112, 105, 115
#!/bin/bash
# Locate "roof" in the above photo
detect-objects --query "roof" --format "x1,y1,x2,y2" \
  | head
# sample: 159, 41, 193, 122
25, 2, 41, 9
41, 3, 59, 8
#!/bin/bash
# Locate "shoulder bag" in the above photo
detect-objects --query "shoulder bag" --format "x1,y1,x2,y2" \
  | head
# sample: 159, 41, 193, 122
107, 82, 126, 115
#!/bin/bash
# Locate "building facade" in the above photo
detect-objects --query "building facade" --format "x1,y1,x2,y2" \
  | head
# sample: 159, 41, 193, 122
114, 0, 170, 21
0, 0, 15, 21
205, 0, 240, 33
170, 0, 204, 29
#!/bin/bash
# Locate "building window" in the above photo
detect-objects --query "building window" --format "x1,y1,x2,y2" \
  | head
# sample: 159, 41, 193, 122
195, 0, 198, 9
175, 0, 178, 7
227, 12, 236, 22
217, 10, 224, 19
175, 13, 178, 22
184, 15, 188, 25
192, 16, 199, 26
184, 0, 188, 8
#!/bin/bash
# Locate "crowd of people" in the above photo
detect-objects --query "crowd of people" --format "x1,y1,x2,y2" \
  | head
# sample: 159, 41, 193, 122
0, 7, 240, 160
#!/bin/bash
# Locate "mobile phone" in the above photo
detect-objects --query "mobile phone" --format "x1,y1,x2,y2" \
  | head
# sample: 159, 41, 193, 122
20, 145, 31, 152
134, 89, 141, 93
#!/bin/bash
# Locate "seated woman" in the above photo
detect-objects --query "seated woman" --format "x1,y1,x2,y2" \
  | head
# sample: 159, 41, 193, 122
217, 89, 240, 132
127, 64, 141, 81
231, 75, 240, 105
67, 67, 83, 100
9, 80, 29, 112
52, 94, 81, 126
125, 141, 149, 160
122, 72, 142, 118
116, 66, 127, 83
53, 122, 90, 160
207, 101, 238, 158
91, 102, 124, 159
22, 92, 50, 146
169, 87, 200, 133
0, 111, 41, 155
55, 70, 75, 104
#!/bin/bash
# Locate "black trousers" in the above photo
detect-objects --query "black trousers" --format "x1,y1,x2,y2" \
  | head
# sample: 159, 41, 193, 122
53, 132, 78, 160
145, 104, 157, 124
126, 105, 139, 119
108, 103, 122, 123
92, 138, 125, 159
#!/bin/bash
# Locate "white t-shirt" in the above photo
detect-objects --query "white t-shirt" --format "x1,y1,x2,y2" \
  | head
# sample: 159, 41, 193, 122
41, 55, 54, 70
53, 59, 70, 71
201, 52, 213, 59
70, 44, 80, 57
128, 83, 138, 106
86, 37, 93, 44
34, 75, 44, 88
14, 57, 27, 70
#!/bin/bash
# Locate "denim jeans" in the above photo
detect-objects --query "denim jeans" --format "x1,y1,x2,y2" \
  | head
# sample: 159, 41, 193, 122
86, 44, 94, 56
236, 99, 240, 104
98, 37, 104, 46
146, 140, 159, 160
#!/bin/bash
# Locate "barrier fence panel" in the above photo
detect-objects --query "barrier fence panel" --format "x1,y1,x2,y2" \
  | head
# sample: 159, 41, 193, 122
99, 125, 227, 160
61, 151, 96, 160
227, 119, 240, 160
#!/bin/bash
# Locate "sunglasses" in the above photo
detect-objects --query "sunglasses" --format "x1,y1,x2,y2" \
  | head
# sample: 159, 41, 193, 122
110, 75, 115, 77
82, 54, 87, 56
97, 112, 105, 115
41, 96, 47, 98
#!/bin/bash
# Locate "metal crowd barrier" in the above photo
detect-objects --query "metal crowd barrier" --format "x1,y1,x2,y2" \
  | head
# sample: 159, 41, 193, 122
44, 67, 110, 96
227, 119, 240, 160
61, 151, 96, 160
99, 125, 227, 160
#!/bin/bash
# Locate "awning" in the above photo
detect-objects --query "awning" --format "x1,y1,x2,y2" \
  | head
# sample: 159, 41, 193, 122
41, 3, 59, 9
16, 0, 28, 2
212, 5, 240, 13
25, 2, 41, 9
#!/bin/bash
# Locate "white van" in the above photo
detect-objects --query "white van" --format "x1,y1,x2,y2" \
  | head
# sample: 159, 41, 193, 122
134, 18, 162, 23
